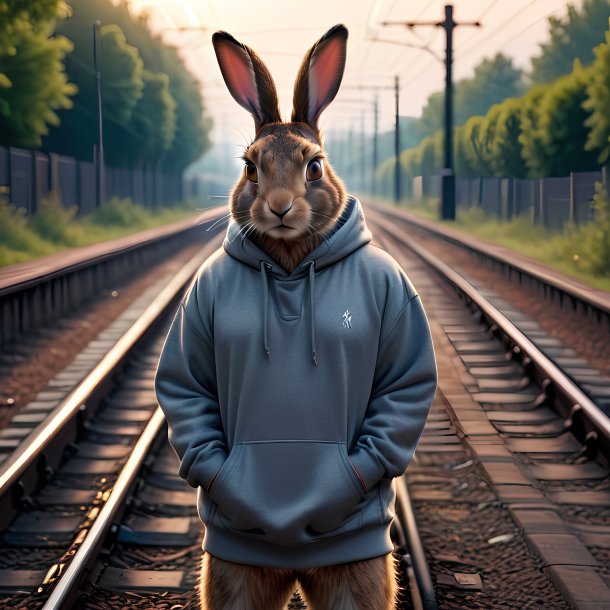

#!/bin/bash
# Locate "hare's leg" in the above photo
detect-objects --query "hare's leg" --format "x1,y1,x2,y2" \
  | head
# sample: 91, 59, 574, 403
200, 552, 296, 610
299, 553, 398, 610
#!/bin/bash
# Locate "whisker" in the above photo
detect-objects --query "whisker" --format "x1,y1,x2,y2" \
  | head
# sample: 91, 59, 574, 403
205, 212, 234, 232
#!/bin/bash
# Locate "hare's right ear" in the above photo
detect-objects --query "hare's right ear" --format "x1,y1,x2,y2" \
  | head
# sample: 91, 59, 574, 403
212, 31, 281, 132
292, 24, 348, 131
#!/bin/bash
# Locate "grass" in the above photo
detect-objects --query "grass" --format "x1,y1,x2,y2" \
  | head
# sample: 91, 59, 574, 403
375, 188, 610, 292
0, 195, 207, 267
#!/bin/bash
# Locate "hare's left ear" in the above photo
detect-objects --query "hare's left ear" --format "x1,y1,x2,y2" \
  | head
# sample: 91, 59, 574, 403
292, 24, 348, 131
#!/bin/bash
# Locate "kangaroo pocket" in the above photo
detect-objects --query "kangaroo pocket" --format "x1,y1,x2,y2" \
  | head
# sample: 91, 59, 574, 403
206, 440, 369, 546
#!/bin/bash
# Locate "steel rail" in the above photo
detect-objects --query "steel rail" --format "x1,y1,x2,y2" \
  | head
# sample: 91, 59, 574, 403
365, 200, 610, 321
0, 235, 224, 506
369, 210, 610, 465
42, 407, 167, 609
395, 476, 438, 610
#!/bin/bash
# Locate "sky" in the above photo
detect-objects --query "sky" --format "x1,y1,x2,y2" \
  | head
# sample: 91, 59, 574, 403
127, 0, 583, 144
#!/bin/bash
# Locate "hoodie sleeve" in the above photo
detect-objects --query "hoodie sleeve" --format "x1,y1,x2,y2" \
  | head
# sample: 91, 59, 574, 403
154, 277, 227, 490
348, 293, 437, 493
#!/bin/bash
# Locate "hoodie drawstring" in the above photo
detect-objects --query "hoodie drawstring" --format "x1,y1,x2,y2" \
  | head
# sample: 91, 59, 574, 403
261, 262, 271, 358
308, 261, 317, 366
259, 260, 318, 366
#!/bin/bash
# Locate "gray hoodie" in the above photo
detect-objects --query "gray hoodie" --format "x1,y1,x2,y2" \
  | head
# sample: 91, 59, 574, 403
154, 196, 437, 568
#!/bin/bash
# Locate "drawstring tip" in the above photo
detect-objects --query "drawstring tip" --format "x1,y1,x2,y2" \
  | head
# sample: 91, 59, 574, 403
312, 351, 317, 366
265, 347, 271, 358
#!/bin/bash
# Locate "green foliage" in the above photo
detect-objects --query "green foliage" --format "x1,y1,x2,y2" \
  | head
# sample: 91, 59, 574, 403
413, 54, 525, 141
375, 157, 397, 199
43, 0, 209, 171
461, 116, 493, 177
531, 0, 610, 83
124, 70, 177, 165
28, 193, 79, 244
0, 194, 199, 266
99, 24, 143, 127
583, 23, 610, 162
479, 99, 527, 178
522, 62, 601, 177
0, 198, 54, 260
455, 54, 525, 122
518, 85, 549, 178
0, 3, 75, 147
453, 125, 472, 178
87, 196, 149, 227
571, 181, 610, 275
0, 0, 68, 55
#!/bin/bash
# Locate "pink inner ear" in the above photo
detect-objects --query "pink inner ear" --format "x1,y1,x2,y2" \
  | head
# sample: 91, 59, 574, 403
216, 42, 260, 115
309, 37, 344, 119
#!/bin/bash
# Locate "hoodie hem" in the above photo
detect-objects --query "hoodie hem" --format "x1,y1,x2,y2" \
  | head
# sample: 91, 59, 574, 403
201, 521, 394, 568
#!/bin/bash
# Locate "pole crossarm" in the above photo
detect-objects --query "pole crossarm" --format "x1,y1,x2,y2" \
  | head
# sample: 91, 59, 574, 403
381, 4, 481, 220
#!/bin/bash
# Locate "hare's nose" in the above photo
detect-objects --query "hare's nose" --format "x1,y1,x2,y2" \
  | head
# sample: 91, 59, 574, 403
268, 201, 293, 219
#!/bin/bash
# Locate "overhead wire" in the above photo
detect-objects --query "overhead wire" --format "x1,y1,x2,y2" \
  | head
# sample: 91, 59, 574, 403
456, 0, 540, 60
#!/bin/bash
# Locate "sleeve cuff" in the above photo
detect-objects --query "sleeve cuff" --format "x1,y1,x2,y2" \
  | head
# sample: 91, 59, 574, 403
348, 446, 385, 493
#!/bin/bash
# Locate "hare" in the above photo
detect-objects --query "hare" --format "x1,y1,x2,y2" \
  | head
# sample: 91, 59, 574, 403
154, 23, 437, 610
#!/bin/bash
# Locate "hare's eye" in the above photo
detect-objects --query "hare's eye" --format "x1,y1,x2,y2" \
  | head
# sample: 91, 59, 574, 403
244, 162, 258, 183
306, 158, 324, 182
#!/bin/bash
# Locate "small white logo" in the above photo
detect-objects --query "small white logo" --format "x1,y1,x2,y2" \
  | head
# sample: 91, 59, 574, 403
342, 310, 352, 329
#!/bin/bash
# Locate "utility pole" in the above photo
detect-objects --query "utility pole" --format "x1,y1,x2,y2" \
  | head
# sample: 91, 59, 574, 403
394, 75, 400, 205
343, 84, 394, 201
372, 93, 378, 195
93, 20, 105, 208
360, 110, 366, 194
384, 4, 480, 220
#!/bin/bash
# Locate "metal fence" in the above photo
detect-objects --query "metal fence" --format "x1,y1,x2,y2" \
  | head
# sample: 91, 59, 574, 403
409, 170, 608, 231
0, 145, 193, 215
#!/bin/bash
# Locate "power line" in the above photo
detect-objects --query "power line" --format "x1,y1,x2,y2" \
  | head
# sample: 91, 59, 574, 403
492, 4, 566, 51
456, 0, 539, 60
477, 0, 501, 21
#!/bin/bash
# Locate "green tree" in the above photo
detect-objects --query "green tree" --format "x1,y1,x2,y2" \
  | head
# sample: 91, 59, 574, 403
414, 91, 444, 141
454, 125, 473, 178
462, 116, 493, 177
531, 0, 610, 84
99, 24, 143, 127
124, 70, 177, 165
0, 0, 68, 57
456, 54, 525, 122
0, 17, 75, 147
479, 99, 527, 178
523, 62, 601, 176
519, 85, 549, 178
412, 54, 524, 141
584, 23, 610, 162
43, 0, 210, 171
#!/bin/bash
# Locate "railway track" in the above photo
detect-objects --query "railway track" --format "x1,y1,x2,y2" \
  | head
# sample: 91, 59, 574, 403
0, 205, 227, 349
0, 202, 608, 608
365, 200, 610, 416
0, 212, 435, 610
366, 206, 610, 608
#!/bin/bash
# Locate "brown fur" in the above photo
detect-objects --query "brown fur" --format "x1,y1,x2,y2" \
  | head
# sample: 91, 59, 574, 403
214, 25, 349, 274
231, 123, 346, 273
200, 552, 399, 610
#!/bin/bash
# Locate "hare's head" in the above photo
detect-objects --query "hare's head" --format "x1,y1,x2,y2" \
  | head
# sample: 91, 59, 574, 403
212, 25, 348, 272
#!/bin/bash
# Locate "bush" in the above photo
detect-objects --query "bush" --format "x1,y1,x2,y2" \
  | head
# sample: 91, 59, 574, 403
569, 180, 610, 275
0, 198, 53, 260
29, 193, 79, 244
86, 196, 149, 227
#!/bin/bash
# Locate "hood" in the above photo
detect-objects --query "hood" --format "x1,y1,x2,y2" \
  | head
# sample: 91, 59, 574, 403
222, 196, 372, 365
223, 196, 372, 278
